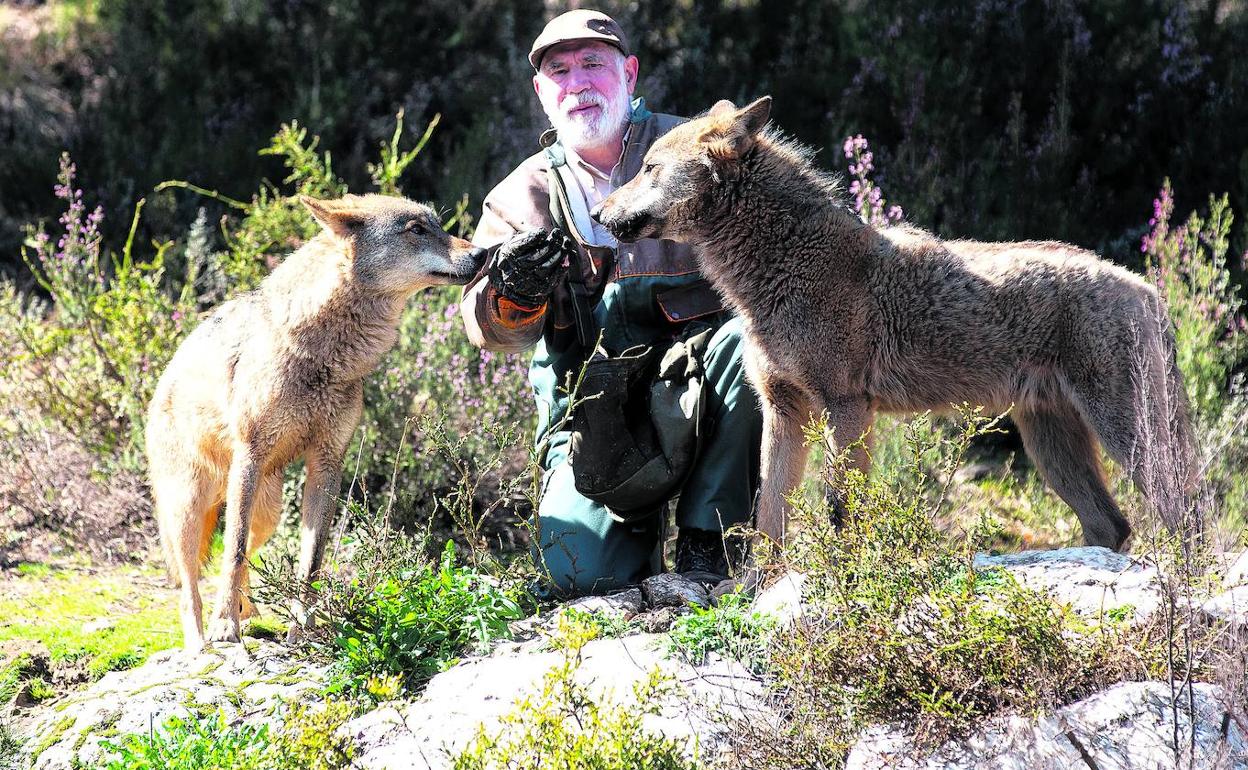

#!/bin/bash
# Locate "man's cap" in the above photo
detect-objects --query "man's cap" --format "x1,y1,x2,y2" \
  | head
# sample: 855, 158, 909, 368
529, 10, 629, 70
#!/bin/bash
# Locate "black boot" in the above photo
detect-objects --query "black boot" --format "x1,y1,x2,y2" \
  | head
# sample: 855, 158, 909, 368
674, 527, 729, 587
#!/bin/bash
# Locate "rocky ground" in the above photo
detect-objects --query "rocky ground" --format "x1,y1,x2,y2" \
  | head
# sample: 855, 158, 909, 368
9, 546, 1248, 769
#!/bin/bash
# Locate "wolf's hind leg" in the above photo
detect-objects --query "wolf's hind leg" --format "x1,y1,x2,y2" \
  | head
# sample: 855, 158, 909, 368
153, 468, 222, 651
206, 446, 263, 643
238, 472, 283, 620
1014, 398, 1131, 550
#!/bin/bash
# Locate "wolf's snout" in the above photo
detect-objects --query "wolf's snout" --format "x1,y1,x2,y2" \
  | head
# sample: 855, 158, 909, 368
589, 201, 608, 225
467, 246, 488, 270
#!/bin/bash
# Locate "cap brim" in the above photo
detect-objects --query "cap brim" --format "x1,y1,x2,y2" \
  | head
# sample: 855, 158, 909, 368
530, 36, 627, 69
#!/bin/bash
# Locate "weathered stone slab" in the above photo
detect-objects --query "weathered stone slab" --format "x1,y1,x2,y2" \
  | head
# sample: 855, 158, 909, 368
974, 547, 1163, 622
848, 681, 1246, 770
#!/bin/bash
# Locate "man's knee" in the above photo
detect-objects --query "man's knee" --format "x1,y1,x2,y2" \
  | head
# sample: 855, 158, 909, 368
531, 458, 659, 596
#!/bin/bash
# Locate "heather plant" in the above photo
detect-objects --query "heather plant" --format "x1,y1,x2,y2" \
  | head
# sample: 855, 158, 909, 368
843, 134, 904, 226
1140, 180, 1248, 535
3, 153, 196, 466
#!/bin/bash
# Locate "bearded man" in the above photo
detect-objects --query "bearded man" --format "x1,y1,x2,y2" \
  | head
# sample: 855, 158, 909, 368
460, 9, 761, 596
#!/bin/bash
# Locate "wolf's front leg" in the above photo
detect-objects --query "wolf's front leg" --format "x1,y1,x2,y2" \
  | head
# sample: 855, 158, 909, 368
287, 448, 345, 642
206, 446, 262, 643
755, 379, 812, 548
819, 396, 874, 527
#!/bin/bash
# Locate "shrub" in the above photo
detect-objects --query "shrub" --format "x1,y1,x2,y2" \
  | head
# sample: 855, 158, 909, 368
451, 613, 700, 770
745, 409, 1141, 763
1140, 180, 1248, 535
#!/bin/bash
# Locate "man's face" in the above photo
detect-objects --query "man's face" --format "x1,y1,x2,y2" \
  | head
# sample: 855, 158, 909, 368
533, 41, 639, 154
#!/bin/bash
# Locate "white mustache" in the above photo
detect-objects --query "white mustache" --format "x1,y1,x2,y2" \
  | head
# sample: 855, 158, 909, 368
561, 93, 606, 115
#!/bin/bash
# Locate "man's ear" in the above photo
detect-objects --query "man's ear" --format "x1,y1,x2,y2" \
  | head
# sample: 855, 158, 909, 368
301, 196, 368, 240
698, 96, 773, 180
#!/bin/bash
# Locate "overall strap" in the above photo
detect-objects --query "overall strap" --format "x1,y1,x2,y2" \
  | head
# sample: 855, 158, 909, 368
544, 143, 614, 350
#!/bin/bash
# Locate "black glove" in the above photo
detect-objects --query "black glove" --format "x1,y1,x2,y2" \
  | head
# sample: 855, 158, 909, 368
487, 228, 575, 306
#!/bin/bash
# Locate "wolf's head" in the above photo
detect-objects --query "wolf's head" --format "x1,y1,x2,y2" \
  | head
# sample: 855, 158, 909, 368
301, 194, 486, 293
593, 97, 772, 243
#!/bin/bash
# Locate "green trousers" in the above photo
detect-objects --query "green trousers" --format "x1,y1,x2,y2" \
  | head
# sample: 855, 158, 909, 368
532, 316, 761, 596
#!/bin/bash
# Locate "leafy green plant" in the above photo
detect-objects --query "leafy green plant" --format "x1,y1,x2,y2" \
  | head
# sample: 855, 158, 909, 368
451, 613, 700, 770
302, 534, 526, 694
97, 711, 272, 770
667, 591, 776, 673
94, 700, 356, 770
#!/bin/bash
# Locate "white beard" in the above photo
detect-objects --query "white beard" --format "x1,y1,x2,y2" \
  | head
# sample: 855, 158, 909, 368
549, 79, 631, 154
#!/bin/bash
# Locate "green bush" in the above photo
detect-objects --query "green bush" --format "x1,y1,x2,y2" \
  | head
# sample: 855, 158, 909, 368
95, 700, 356, 770
756, 409, 1140, 761
328, 540, 526, 692
97, 711, 272, 770
452, 613, 700, 770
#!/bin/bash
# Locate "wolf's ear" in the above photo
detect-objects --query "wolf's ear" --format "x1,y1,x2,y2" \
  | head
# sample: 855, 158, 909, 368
301, 196, 368, 240
699, 96, 773, 180
736, 96, 772, 137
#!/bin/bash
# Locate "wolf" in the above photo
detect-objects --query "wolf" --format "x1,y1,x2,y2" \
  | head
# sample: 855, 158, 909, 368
147, 194, 485, 649
593, 97, 1194, 550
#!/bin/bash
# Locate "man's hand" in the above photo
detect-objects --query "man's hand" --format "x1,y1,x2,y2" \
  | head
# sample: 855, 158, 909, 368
488, 228, 575, 307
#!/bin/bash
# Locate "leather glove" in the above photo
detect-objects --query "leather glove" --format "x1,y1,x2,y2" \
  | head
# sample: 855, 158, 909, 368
487, 228, 575, 306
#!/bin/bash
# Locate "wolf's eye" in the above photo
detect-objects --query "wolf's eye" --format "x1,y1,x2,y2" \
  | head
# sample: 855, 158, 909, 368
643, 163, 659, 175
404, 219, 424, 233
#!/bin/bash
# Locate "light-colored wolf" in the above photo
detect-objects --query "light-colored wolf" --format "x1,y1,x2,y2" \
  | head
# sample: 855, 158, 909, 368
147, 194, 485, 649
594, 97, 1194, 550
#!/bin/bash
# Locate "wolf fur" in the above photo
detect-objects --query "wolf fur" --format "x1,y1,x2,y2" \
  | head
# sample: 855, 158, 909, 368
594, 97, 1194, 550
147, 194, 485, 649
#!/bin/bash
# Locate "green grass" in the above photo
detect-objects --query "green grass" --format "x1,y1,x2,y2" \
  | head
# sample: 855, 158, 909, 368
0, 564, 182, 682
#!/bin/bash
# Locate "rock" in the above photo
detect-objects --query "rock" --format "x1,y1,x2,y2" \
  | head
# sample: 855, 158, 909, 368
1202, 585, 1248, 630
642, 573, 711, 610
17, 641, 328, 770
752, 571, 807, 627
848, 681, 1247, 770
1218, 551, 1248, 588
974, 547, 1163, 623
565, 587, 645, 619
346, 632, 767, 769
634, 606, 683, 633
953, 462, 996, 484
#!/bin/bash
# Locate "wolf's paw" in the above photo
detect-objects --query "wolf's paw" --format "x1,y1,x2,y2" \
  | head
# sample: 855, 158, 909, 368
205, 615, 241, 643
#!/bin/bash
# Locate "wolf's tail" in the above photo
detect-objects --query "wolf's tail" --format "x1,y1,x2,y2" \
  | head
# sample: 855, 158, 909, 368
1142, 297, 1200, 536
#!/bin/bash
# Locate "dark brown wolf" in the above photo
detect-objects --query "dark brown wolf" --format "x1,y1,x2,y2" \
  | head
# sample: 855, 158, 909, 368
594, 97, 1193, 550
147, 194, 485, 649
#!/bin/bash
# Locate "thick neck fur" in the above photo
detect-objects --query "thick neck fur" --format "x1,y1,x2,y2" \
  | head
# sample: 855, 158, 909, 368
688, 129, 869, 319
261, 233, 407, 382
